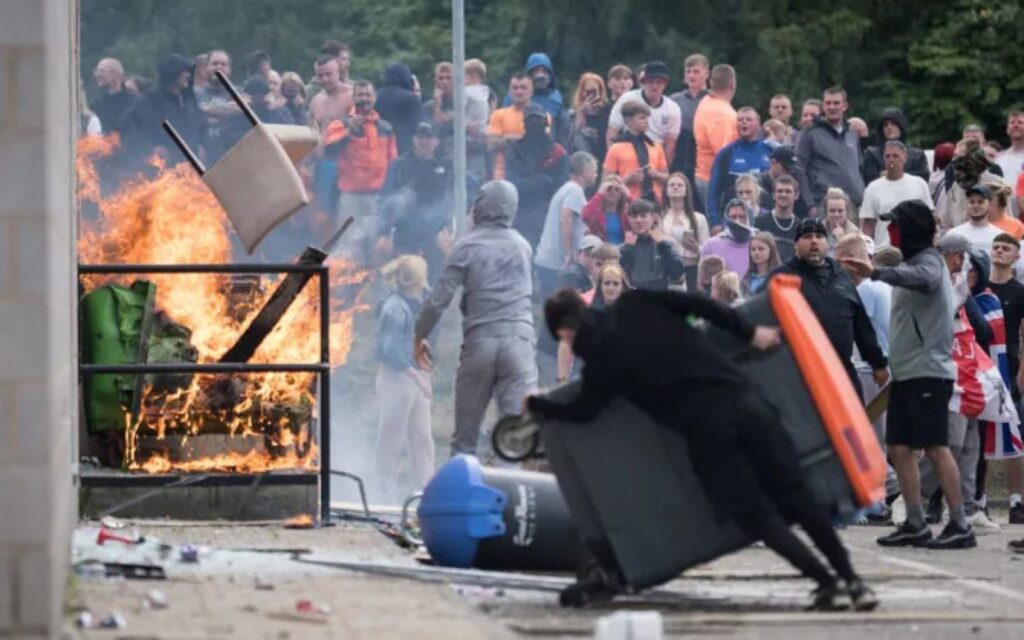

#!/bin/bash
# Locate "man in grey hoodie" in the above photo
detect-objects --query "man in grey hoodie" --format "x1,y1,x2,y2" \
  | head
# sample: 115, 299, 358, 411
796, 87, 865, 209
414, 181, 538, 456
841, 200, 977, 550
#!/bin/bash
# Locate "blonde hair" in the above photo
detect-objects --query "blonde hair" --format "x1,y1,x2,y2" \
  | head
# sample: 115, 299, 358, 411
734, 174, 763, 205
598, 264, 631, 289
763, 118, 786, 138
834, 233, 869, 260
823, 187, 858, 223
712, 271, 742, 304
595, 264, 631, 305
381, 255, 428, 293
985, 181, 1015, 210
280, 71, 307, 100
465, 58, 487, 81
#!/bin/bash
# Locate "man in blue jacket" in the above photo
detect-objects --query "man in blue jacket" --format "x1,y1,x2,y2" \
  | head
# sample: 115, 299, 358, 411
707, 107, 772, 226
503, 52, 569, 147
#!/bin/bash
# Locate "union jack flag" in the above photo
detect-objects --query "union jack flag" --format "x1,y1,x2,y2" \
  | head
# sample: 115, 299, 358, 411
975, 290, 1024, 459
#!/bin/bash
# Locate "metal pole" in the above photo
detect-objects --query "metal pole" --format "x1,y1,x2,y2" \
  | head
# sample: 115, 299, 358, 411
318, 266, 332, 524
452, 0, 467, 235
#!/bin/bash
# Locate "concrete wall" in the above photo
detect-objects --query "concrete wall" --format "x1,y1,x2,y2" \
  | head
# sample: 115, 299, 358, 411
0, 0, 77, 637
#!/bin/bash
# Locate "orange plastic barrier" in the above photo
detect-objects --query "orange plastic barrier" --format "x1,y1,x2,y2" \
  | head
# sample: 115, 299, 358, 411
769, 275, 887, 506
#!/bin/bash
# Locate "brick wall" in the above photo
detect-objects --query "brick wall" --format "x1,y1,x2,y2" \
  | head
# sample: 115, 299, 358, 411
0, 0, 77, 637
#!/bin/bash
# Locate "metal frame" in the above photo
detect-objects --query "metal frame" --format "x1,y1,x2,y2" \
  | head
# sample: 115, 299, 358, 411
78, 262, 334, 523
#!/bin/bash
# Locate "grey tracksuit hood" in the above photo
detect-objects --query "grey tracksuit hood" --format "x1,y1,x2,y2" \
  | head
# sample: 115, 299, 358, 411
472, 180, 518, 229
415, 180, 535, 341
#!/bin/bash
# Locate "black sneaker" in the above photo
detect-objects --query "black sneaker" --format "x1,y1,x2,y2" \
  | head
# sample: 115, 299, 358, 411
877, 521, 933, 547
925, 521, 977, 550
559, 563, 623, 607
847, 578, 880, 611
807, 581, 852, 611
1007, 538, 1024, 552
1010, 504, 1024, 525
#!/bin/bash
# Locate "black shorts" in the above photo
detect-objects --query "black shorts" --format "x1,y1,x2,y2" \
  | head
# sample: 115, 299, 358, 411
885, 378, 953, 449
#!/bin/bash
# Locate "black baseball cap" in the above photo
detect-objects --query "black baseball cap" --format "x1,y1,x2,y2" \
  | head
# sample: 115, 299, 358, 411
524, 103, 547, 119
642, 61, 670, 82
414, 122, 438, 138
966, 184, 992, 199
795, 218, 828, 240
771, 146, 797, 168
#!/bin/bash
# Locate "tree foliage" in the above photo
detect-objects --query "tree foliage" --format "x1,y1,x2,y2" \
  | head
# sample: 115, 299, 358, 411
81, 0, 1024, 146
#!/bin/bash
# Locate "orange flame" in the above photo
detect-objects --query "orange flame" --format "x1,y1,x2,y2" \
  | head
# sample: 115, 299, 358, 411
78, 136, 368, 474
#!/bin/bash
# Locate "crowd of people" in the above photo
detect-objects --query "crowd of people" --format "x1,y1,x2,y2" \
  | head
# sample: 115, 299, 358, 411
85, 43, 1024, 561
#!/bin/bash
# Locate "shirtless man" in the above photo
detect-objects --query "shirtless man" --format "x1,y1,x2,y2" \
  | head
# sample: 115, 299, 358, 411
308, 55, 352, 134
308, 54, 353, 216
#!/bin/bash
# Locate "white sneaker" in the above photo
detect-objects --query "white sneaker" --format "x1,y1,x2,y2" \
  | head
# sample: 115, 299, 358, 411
967, 510, 1001, 535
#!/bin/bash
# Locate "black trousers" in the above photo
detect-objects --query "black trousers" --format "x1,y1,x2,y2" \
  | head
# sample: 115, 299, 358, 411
684, 391, 857, 586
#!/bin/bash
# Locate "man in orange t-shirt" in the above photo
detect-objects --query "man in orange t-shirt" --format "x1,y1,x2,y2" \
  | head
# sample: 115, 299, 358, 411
488, 72, 534, 180
693, 64, 738, 214
603, 101, 668, 202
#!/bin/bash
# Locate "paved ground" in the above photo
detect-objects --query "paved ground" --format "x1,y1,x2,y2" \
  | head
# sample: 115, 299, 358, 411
66, 513, 1024, 639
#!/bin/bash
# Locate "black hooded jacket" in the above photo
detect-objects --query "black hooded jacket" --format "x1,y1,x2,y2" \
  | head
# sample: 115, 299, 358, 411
526, 289, 756, 430
374, 63, 423, 156
860, 108, 930, 183
772, 256, 887, 374
118, 54, 205, 163
91, 89, 137, 135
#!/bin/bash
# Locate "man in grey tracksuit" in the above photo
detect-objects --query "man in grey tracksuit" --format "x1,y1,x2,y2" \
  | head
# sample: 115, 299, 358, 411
414, 180, 538, 456
796, 88, 865, 208
841, 199, 976, 550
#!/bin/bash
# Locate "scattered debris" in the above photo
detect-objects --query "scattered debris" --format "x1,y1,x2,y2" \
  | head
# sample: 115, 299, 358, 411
255, 576, 275, 591
74, 560, 107, 581
98, 612, 127, 629
145, 589, 168, 609
266, 611, 329, 626
97, 527, 145, 546
180, 544, 199, 563
296, 599, 332, 615
594, 611, 664, 640
103, 562, 167, 580
75, 611, 94, 629
100, 515, 126, 530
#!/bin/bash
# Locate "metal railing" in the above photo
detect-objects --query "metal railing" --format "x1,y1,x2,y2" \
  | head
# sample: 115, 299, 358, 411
77, 262, 334, 523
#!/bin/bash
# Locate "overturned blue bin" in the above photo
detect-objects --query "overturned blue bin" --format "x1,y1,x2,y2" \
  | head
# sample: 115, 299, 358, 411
417, 455, 580, 571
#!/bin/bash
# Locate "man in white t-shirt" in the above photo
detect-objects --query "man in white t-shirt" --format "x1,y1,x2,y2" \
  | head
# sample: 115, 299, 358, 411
950, 185, 1001, 254
535, 151, 598, 298
606, 61, 681, 165
860, 141, 933, 246
997, 110, 1024, 215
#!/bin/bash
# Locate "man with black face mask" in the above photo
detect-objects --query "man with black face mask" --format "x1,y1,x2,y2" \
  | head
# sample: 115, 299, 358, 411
505, 105, 569, 248
842, 200, 977, 550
